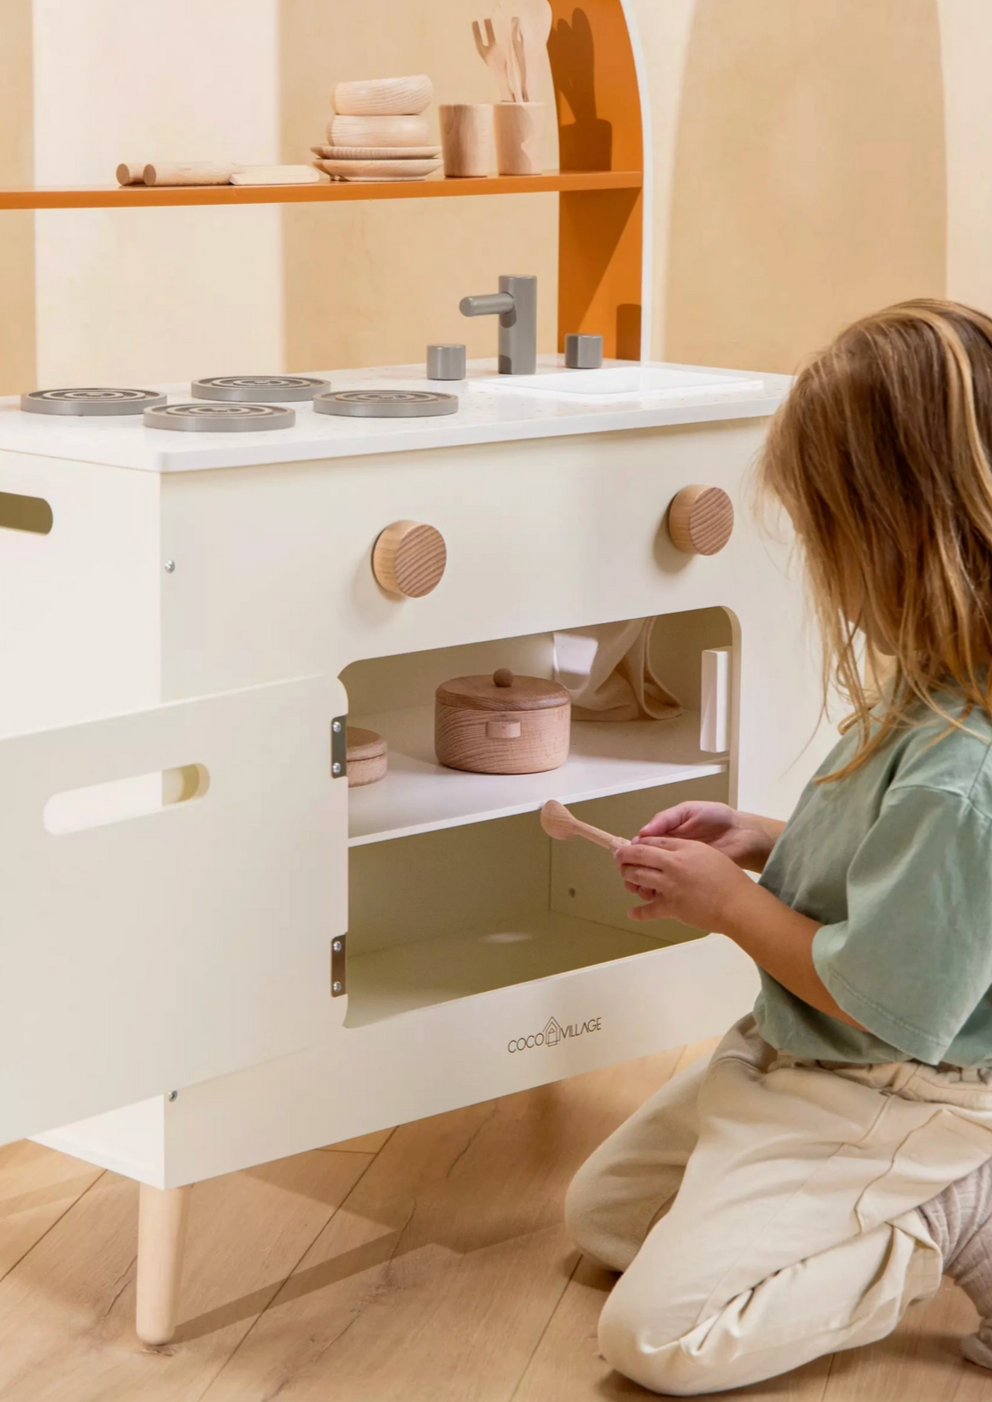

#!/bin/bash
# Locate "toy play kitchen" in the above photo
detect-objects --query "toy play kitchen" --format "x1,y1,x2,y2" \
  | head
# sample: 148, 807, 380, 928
0, 0, 825, 1351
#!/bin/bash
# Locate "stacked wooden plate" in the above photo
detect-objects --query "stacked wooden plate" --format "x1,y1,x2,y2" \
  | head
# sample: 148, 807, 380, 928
312, 75, 442, 183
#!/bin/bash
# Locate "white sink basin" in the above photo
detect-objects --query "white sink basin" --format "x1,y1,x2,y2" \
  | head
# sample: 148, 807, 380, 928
475, 363, 765, 401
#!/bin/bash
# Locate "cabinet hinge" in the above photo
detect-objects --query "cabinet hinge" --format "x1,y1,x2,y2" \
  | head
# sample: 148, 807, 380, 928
331, 934, 347, 997
331, 715, 347, 779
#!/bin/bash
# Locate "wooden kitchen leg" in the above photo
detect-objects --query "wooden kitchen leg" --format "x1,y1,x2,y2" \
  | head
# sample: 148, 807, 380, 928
135, 1183, 192, 1345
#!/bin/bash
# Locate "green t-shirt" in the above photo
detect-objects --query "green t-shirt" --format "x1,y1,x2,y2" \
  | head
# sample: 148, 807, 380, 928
756, 697, 992, 1067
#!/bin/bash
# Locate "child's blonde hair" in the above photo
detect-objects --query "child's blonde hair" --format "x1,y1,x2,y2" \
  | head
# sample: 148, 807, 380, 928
760, 298, 992, 779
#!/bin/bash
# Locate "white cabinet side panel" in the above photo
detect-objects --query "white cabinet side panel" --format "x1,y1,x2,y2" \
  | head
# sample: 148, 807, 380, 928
0, 452, 160, 733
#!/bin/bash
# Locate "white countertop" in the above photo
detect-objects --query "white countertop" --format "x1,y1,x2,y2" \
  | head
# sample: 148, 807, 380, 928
0, 358, 791, 473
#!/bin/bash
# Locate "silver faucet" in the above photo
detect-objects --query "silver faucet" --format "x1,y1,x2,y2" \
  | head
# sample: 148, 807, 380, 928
459, 275, 537, 375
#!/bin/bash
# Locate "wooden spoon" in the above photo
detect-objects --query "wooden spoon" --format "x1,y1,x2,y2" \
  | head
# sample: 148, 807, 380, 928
514, 0, 553, 103
511, 17, 528, 102
540, 799, 626, 853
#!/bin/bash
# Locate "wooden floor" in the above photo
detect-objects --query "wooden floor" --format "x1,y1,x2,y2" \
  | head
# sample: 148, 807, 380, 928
0, 1038, 987, 1402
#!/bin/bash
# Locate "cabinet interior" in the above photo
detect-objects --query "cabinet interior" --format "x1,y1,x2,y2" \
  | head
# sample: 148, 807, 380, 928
340, 608, 734, 1027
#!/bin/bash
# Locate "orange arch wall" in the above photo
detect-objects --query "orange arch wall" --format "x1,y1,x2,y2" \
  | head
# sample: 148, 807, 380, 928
550, 0, 645, 360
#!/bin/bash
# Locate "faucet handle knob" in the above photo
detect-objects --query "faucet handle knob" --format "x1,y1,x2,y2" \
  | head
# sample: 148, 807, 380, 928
372, 520, 447, 598
668, 486, 735, 556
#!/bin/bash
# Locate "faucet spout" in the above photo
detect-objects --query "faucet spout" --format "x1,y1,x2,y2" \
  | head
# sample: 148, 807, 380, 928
458, 274, 537, 375
459, 292, 515, 318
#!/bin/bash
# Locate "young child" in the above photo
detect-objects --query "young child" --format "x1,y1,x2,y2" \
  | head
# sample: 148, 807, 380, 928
566, 300, 992, 1395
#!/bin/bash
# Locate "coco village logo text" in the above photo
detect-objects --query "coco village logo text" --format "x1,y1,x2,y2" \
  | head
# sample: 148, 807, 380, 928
507, 1015, 603, 1054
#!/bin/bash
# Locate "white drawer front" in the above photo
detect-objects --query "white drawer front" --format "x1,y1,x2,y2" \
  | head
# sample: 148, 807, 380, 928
0, 674, 347, 1144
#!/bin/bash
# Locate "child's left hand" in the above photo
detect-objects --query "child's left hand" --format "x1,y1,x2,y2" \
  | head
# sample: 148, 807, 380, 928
615, 837, 755, 928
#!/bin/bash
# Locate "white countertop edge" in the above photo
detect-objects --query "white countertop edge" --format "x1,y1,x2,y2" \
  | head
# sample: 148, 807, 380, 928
0, 359, 792, 474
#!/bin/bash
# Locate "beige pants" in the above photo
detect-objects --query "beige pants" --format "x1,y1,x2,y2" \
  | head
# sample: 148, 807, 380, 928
565, 1015, 992, 1396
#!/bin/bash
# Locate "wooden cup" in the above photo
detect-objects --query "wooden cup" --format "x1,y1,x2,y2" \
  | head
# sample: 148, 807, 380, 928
439, 104, 494, 178
493, 102, 546, 175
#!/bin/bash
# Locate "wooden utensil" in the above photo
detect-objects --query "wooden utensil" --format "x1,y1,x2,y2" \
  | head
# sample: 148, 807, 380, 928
332, 75, 433, 117
473, 18, 514, 103
327, 115, 431, 147
119, 162, 239, 187
514, 0, 553, 102
540, 799, 626, 853
511, 17, 528, 102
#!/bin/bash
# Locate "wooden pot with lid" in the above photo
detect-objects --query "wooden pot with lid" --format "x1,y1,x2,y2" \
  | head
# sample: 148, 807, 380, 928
435, 667, 571, 774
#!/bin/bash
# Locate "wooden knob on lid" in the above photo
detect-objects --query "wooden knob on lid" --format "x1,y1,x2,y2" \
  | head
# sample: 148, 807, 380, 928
667, 485, 734, 556
493, 668, 514, 687
372, 520, 447, 598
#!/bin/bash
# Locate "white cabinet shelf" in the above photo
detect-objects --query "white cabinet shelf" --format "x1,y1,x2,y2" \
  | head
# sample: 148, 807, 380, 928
344, 910, 664, 1028
347, 705, 727, 847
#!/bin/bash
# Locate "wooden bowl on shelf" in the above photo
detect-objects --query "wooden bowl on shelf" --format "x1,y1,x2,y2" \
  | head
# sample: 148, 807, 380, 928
332, 75, 433, 117
435, 668, 570, 775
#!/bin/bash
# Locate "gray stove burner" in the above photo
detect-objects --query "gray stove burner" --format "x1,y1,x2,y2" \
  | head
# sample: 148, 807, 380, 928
143, 402, 296, 433
191, 375, 329, 403
21, 387, 166, 416
313, 390, 459, 419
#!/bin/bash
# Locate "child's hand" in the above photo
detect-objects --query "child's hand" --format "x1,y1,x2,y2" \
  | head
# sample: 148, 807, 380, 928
638, 801, 778, 873
616, 837, 755, 928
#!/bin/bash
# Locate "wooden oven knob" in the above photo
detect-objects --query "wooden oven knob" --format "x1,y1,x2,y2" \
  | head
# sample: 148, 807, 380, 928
667, 485, 734, 556
372, 520, 447, 598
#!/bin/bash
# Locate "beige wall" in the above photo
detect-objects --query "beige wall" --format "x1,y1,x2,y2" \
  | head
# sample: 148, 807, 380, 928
938, 0, 992, 312
664, 0, 946, 373
0, 0, 36, 393
3, 0, 992, 391
30, 0, 284, 389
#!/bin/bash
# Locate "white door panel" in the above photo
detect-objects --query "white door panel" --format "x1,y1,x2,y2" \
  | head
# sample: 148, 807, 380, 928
0, 674, 347, 1144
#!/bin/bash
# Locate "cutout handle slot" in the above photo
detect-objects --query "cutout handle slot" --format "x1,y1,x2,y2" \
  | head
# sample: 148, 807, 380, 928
0, 491, 53, 536
44, 764, 210, 835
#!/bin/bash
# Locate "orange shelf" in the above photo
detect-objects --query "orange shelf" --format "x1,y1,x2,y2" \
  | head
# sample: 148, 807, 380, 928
0, 170, 642, 211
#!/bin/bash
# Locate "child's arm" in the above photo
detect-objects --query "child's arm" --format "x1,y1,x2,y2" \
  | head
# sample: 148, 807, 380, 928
637, 801, 785, 873
616, 838, 866, 1030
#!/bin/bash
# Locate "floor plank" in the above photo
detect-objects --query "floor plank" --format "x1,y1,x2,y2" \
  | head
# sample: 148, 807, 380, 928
202, 1048, 687, 1402
0, 1148, 371, 1402
0, 1141, 103, 1282
823, 1279, 991, 1402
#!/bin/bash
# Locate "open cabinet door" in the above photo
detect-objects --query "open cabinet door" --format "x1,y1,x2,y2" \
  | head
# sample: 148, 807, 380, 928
0, 674, 347, 1144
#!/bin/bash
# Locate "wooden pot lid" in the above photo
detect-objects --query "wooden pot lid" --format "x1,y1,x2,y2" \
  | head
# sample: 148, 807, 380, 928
436, 669, 570, 712
346, 726, 387, 761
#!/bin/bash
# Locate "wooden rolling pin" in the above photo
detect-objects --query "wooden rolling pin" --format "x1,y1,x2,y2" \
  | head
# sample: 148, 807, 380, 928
119, 162, 240, 187
540, 799, 626, 853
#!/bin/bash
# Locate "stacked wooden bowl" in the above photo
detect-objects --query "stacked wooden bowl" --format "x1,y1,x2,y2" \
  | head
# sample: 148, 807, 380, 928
312, 75, 442, 183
